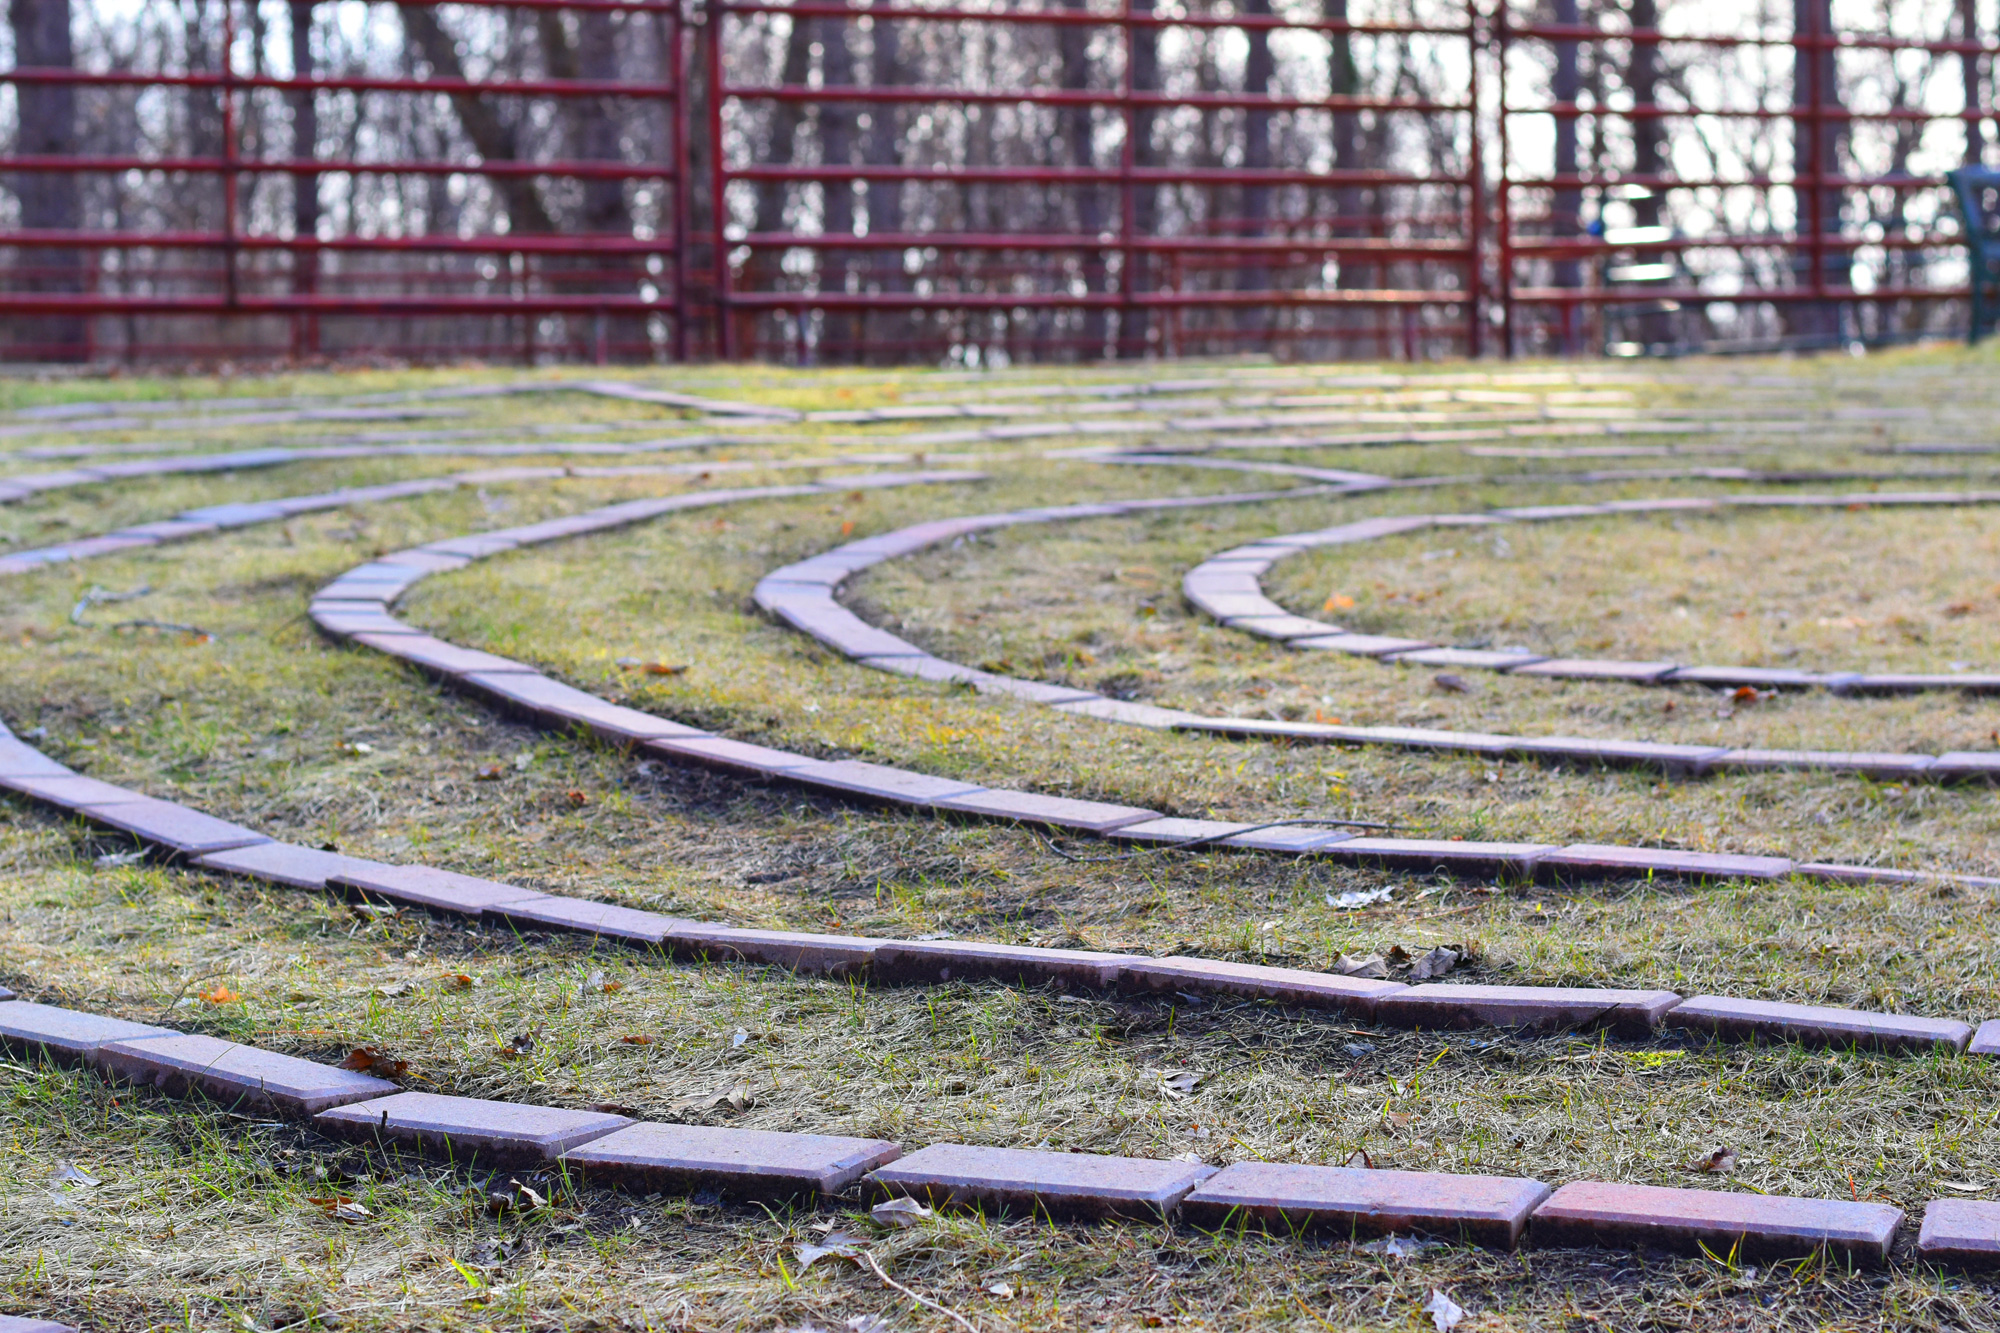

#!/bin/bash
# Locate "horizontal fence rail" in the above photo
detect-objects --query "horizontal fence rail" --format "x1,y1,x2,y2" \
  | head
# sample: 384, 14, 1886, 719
0, 0, 1993, 363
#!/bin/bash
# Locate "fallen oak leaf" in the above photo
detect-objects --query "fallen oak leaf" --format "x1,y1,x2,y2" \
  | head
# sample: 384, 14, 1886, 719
796, 1231, 865, 1271
340, 1046, 409, 1078
621, 1034, 655, 1046
870, 1197, 933, 1229
1692, 1147, 1739, 1174
197, 984, 240, 1005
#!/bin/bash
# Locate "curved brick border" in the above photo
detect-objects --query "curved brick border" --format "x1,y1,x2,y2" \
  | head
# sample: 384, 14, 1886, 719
0, 468, 1976, 1051
3, 986, 1980, 1275
0, 449, 975, 576
1185, 491, 2000, 700
762, 492, 2000, 787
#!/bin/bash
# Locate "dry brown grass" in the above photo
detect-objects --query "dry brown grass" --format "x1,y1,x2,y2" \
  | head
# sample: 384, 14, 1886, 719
3, 350, 2000, 1330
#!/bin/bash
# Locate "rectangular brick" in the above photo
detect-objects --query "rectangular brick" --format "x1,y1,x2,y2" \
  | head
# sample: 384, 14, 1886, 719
487, 895, 676, 944
1110, 817, 1256, 847
1917, 1199, 2000, 1269
1320, 838, 1552, 878
0, 772, 146, 810
644, 735, 819, 781
1665, 994, 1973, 1053
78, 798, 271, 856
0, 985, 14, 1001
459, 671, 620, 727
1223, 825, 1360, 854
1529, 1180, 1901, 1264
94, 1032, 397, 1115
1185, 592, 1281, 621
785, 759, 985, 807
1052, 698, 1204, 729
1182, 1162, 1550, 1249
194, 841, 392, 890
1710, 749, 1939, 779
1121, 956, 1403, 1014
180, 501, 290, 528
965, 673, 1101, 705
1927, 753, 2000, 783
377, 548, 472, 574
1390, 647, 1549, 670
1376, 985, 1681, 1037
1489, 504, 1613, 521
1971, 1020, 2000, 1055
1506, 738, 1729, 775
1289, 633, 1437, 657
869, 939, 1127, 989
310, 607, 413, 637
0, 1316, 78, 1333
1835, 673, 2000, 695
421, 534, 522, 559
561, 1122, 901, 1199
864, 1143, 1216, 1221
1794, 861, 1926, 886
1507, 658, 1680, 683
327, 864, 546, 916
0, 1000, 171, 1061
664, 924, 881, 976
314, 1091, 631, 1166
1219, 614, 1340, 641
773, 603, 925, 659
933, 788, 1158, 833
860, 653, 985, 684
0, 736, 72, 778
1666, 665, 1829, 690
352, 632, 535, 678
1540, 844, 1792, 883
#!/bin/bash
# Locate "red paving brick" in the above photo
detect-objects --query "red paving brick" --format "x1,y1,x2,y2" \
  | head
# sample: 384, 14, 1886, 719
785, 759, 986, 806
1320, 838, 1553, 878
326, 864, 546, 916
193, 841, 391, 890
1121, 956, 1404, 1014
0, 1316, 78, 1333
1530, 1180, 1902, 1264
487, 895, 676, 944
665, 924, 882, 975
560, 1123, 902, 1199
1971, 1020, 2000, 1055
94, 1032, 397, 1115
1507, 658, 1681, 683
1665, 995, 1973, 1053
869, 939, 1128, 989
1916, 1199, 2000, 1269
1182, 1162, 1551, 1248
865, 1143, 1217, 1220
0, 1000, 172, 1061
644, 735, 821, 781
1376, 985, 1682, 1037
932, 788, 1158, 832
0, 773, 145, 809
352, 632, 535, 678
314, 1091, 631, 1166
77, 797, 271, 856
1539, 844, 1791, 882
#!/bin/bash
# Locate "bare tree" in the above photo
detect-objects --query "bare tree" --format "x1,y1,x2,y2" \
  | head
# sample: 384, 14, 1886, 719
10, 0, 85, 357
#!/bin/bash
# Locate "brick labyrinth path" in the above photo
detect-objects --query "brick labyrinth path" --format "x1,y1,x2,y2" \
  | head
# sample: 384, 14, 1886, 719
6, 366, 2000, 1329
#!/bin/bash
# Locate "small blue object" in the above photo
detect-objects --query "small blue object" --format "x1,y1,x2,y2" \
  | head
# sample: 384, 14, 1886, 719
1946, 167, 2000, 344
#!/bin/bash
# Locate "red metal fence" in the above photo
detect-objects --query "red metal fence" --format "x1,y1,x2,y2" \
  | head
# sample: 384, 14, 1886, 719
0, 0, 1993, 364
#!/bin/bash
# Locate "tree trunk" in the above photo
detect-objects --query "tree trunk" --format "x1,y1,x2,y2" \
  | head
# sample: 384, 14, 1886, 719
1237, 0, 1275, 336
1060, 0, 1107, 357
818, 15, 859, 360
288, 0, 319, 352
398, 4, 557, 235
1125, 0, 1158, 356
741, 13, 814, 356
11, 0, 86, 357
1789, 0, 1849, 340
863, 15, 909, 362
1550, 0, 1582, 344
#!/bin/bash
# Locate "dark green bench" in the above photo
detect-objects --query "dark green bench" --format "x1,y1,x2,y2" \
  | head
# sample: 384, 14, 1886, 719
1948, 167, 2000, 344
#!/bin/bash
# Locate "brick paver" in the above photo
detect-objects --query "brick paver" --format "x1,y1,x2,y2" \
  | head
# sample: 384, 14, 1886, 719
0, 1000, 172, 1061
1916, 1199, 2000, 1269
561, 1123, 901, 1198
1182, 1162, 1551, 1249
1666, 995, 1974, 1052
865, 1143, 1217, 1220
1530, 1180, 1902, 1264
94, 1032, 397, 1115
315, 1091, 631, 1165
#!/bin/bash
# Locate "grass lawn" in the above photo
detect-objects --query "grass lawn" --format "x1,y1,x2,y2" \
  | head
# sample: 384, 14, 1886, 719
3, 349, 2000, 1330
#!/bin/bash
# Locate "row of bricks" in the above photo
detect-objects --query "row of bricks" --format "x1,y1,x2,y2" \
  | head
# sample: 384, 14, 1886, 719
753, 495, 2000, 887
0, 993, 1993, 1271
275, 486, 1990, 1053
0, 451, 958, 578
811, 413, 1754, 452
1185, 494, 2000, 710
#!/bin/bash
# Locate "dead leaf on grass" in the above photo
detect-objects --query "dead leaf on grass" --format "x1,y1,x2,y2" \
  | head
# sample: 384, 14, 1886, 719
48, 1160, 99, 1190
985, 1282, 1014, 1300
621, 1034, 654, 1046
1692, 1147, 1739, 1174
1335, 953, 1390, 979
440, 972, 477, 991
1432, 673, 1474, 694
870, 1197, 933, 1228
1409, 946, 1461, 981
1328, 887, 1394, 910
498, 1031, 536, 1059
586, 970, 622, 994
197, 985, 239, 1005
1156, 1068, 1201, 1098
340, 1047, 410, 1078
796, 1231, 865, 1271
1423, 1288, 1467, 1331
473, 763, 506, 781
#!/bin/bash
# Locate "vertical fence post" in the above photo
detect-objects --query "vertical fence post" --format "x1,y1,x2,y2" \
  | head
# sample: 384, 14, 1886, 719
1465, 0, 1484, 357
1494, 0, 1515, 357
221, 0, 241, 312
1118, 0, 1137, 359
672, 0, 692, 362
